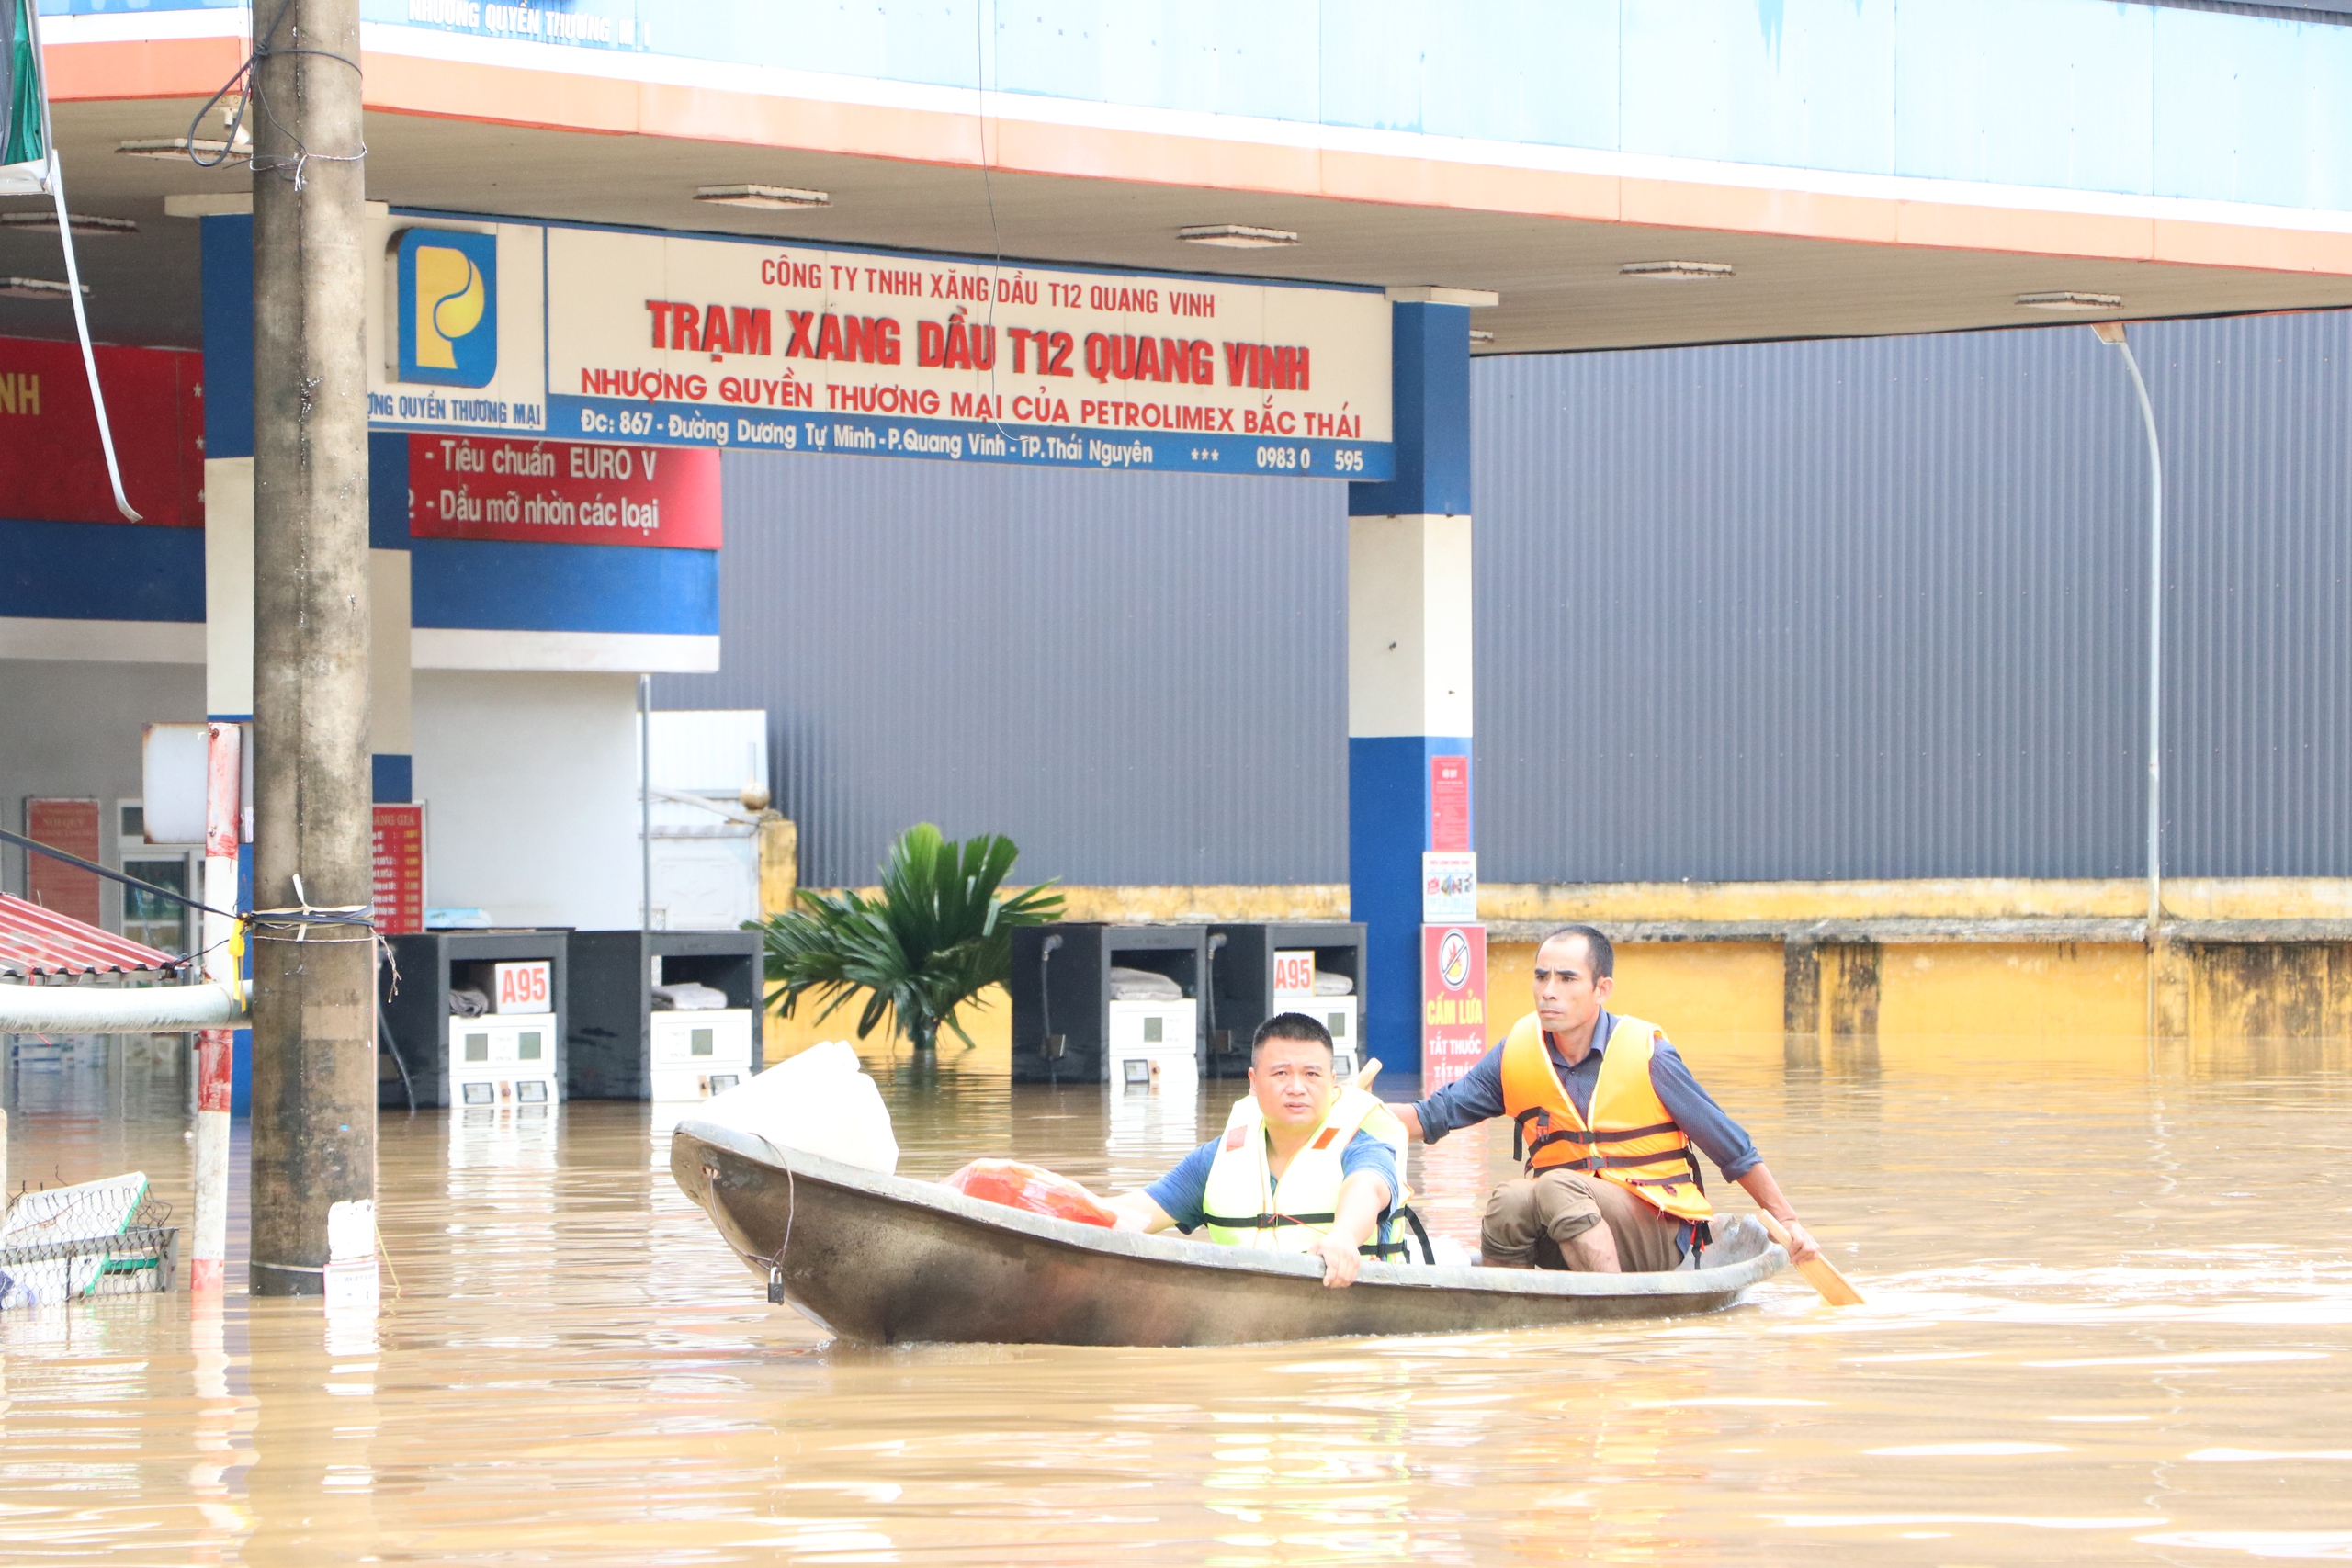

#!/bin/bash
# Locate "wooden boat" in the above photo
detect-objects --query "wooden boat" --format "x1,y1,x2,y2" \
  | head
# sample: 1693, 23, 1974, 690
671, 1117, 1790, 1348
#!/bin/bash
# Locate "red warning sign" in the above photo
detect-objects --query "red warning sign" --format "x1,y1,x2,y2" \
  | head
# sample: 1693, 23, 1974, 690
1420, 923, 1487, 1090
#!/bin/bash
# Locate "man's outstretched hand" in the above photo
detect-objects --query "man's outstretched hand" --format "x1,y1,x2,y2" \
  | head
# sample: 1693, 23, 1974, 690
1315, 1233, 1363, 1289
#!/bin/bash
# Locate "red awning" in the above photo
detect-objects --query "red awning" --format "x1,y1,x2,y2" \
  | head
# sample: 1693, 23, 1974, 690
0, 893, 183, 979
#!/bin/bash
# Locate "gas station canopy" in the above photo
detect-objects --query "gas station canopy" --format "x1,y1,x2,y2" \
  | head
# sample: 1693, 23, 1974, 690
22, 2, 2352, 359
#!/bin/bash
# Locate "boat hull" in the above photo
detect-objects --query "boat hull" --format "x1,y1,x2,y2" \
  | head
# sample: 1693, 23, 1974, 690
672, 1119, 1787, 1348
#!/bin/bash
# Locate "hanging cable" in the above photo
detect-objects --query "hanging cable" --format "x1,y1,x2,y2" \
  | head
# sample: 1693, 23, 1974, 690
19, 0, 139, 522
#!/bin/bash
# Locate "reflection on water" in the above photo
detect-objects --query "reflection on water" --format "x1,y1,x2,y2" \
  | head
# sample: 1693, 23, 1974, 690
4, 1032, 2351, 1564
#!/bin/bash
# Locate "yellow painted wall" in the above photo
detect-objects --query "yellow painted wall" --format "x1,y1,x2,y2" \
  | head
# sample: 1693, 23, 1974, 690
763, 984, 1015, 1075
1481, 876, 2352, 922
1483, 941, 1786, 1071
1874, 942, 2149, 1039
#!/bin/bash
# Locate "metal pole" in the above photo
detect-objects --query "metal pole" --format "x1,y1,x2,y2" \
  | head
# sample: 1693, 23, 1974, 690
2098, 321, 2164, 944
2094, 322, 2165, 941
191, 720, 241, 1294
247, 0, 376, 1299
639, 674, 652, 932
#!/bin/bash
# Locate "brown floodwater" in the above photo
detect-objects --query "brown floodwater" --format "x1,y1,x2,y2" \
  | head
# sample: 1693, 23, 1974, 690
5, 1032, 2352, 1565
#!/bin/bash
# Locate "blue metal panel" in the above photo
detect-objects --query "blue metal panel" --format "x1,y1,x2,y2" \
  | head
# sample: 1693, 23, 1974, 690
409, 539, 719, 635
199, 213, 253, 463
0, 517, 206, 623
1892, 0, 2155, 196
2151, 6, 2352, 211
368, 433, 412, 551
372, 754, 413, 804
1350, 303, 1471, 518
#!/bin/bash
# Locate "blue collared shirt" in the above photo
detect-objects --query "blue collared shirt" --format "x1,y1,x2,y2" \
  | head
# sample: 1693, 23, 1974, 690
1407, 1011, 1761, 1181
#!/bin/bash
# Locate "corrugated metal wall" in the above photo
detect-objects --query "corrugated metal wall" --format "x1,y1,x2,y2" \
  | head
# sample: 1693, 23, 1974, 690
2157, 311, 2352, 877
663, 310, 2352, 887
1476, 311, 2352, 883
655, 454, 1347, 888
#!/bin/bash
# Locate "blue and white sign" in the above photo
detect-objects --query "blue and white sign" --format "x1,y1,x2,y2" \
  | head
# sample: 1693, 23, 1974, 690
364, 213, 1390, 477
368, 218, 547, 435
544, 226, 1392, 478
395, 228, 500, 389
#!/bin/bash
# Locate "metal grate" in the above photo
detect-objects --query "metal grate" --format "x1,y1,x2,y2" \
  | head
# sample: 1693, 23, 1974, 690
0, 1191, 180, 1307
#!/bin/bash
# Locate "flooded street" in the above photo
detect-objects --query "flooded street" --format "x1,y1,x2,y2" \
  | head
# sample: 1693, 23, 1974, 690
6, 1034, 2352, 1565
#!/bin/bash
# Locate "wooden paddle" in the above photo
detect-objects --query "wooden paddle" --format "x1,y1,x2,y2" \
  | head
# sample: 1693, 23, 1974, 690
1756, 1212, 1866, 1306
1355, 1057, 1381, 1093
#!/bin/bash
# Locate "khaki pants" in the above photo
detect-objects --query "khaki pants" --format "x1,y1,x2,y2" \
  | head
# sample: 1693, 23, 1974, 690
1482, 1168, 1688, 1273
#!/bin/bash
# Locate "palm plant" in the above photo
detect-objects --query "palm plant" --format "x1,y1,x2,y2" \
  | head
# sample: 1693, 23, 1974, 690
758, 823, 1062, 1055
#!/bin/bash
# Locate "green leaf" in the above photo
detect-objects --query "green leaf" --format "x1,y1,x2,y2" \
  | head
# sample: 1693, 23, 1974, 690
754, 824, 1062, 1054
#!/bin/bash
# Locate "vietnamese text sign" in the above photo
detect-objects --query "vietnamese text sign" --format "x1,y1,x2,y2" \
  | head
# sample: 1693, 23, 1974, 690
363, 215, 1393, 475
1422, 852, 1477, 924
544, 229, 1391, 477
1430, 755, 1470, 853
24, 798, 103, 928
407, 434, 721, 548
372, 804, 424, 936
1420, 923, 1488, 1090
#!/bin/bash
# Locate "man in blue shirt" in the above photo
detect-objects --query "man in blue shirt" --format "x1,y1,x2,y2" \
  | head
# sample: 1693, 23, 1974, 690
1103, 1014, 1401, 1288
1390, 924, 1824, 1274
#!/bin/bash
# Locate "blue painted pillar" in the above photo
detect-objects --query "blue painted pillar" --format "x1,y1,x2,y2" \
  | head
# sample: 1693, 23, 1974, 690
1347, 298, 1475, 1074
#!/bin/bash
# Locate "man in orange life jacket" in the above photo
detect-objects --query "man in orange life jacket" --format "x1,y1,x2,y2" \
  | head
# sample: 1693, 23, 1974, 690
1388, 924, 1825, 1273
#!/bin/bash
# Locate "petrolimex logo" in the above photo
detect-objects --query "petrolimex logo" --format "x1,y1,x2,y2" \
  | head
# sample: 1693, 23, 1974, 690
395, 229, 498, 388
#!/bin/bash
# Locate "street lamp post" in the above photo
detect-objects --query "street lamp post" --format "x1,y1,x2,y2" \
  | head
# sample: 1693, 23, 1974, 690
2092, 320, 2165, 947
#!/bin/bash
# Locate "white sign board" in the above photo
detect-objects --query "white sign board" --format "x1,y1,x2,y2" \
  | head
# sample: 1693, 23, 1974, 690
1422, 852, 1478, 924
1272, 949, 1317, 1001
358, 210, 1393, 479
492, 959, 552, 1014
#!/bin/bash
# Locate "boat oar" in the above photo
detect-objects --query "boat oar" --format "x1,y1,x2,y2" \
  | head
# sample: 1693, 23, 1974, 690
1355, 1057, 1380, 1093
1755, 1213, 1865, 1306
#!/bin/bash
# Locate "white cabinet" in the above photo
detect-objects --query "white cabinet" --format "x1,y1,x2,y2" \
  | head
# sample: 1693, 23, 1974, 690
447, 1011, 560, 1108
648, 1008, 754, 1101
1106, 998, 1198, 1094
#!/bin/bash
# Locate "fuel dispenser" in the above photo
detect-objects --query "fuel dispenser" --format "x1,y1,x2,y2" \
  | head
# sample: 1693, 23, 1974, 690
1011, 923, 1205, 1089
378, 931, 567, 1111
1204, 923, 1368, 1080
563, 930, 765, 1102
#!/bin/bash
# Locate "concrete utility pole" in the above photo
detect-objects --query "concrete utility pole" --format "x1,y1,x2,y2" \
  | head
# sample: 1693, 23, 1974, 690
247, 0, 376, 1297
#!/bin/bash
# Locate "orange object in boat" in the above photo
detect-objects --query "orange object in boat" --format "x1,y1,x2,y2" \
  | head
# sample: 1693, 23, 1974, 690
941, 1159, 1118, 1228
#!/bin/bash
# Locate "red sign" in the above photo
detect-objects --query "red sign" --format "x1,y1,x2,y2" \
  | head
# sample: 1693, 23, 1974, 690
371, 804, 425, 936
24, 798, 103, 927
1420, 923, 1487, 1090
407, 434, 720, 548
0, 336, 204, 526
1430, 755, 1469, 852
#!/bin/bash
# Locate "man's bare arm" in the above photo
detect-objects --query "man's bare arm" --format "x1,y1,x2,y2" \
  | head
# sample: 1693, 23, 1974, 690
1731, 1164, 1822, 1264
1312, 1171, 1393, 1289
1103, 1190, 1178, 1234
1388, 1103, 1426, 1143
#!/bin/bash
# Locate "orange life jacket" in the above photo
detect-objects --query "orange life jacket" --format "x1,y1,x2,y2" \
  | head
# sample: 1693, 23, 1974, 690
1498, 1011, 1713, 1224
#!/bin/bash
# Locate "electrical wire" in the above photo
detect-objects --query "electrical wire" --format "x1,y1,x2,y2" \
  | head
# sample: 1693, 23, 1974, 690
185, 0, 366, 188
